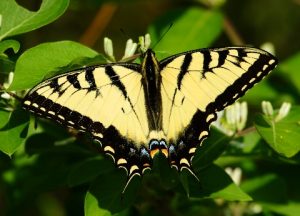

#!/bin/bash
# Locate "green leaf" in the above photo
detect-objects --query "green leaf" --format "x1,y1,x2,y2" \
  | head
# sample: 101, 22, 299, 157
254, 107, 300, 157
263, 202, 300, 216
148, 7, 223, 59
0, 55, 15, 74
85, 191, 112, 216
152, 152, 179, 190
241, 174, 287, 203
0, 0, 69, 41
9, 41, 99, 91
68, 156, 115, 187
0, 109, 30, 156
0, 40, 19, 73
192, 128, 230, 170
0, 109, 10, 127
279, 52, 300, 93
25, 132, 92, 155
85, 192, 129, 216
0, 40, 20, 54
228, 130, 263, 155
189, 164, 252, 201
86, 170, 140, 214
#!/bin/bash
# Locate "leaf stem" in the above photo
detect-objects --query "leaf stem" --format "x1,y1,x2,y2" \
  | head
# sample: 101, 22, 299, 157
235, 126, 256, 137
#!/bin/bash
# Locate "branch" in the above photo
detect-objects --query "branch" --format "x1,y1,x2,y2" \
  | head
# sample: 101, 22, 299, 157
80, 3, 118, 47
223, 16, 245, 46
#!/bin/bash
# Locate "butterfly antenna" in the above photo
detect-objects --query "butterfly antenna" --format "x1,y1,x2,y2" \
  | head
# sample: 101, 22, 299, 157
152, 23, 173, 50
120, 28, 130, 39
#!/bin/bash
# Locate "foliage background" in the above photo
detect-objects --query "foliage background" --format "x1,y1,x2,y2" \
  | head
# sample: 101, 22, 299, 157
1, 0, 300, 216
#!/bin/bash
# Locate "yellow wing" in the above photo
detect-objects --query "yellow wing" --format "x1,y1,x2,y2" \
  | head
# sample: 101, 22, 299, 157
159, 47, 278, 144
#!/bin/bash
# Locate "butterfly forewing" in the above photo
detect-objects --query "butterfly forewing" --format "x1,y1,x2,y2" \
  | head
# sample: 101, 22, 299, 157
23, 64, 150, 152
159, 47, 277, 170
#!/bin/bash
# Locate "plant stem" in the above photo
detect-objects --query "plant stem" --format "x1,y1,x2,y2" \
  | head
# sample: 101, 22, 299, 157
0, 83, 22, 101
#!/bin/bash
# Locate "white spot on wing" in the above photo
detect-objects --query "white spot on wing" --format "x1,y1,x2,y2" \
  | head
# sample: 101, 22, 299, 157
24, 100, 31, 105
48, 111, 55, 115
199, 131, 209, 140
269, 59, 275, 64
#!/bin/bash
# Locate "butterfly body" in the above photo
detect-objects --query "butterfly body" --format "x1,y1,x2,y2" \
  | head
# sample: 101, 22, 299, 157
23, 46, 278, 186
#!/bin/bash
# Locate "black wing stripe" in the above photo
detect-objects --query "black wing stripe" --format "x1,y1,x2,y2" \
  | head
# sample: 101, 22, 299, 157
85, 68, 97, 90
49, 78, 60, 91
217, 49, 229, 68
67, 74, 81, 89
236, 49, 248, 61
105, 65, 146, 133
202, 50, 211, 71
105, 66, 127, 98
177, 53, 192, 90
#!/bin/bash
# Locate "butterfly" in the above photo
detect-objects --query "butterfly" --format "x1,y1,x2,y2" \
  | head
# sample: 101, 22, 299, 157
23, 46, 278, 189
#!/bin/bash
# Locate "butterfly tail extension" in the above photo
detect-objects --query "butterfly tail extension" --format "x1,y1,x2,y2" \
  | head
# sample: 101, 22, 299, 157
167, 111, 217, 179
168, 143, 200, 181
99, 128, 152, 193
120, 146, 152, 194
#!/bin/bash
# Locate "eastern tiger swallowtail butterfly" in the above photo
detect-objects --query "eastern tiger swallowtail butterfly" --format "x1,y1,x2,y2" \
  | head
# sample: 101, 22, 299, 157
23, 47, 278, 189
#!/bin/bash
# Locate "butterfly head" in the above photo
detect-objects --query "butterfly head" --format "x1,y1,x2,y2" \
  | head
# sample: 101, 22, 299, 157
142, 48, 155, 60
141, 49, 160, 74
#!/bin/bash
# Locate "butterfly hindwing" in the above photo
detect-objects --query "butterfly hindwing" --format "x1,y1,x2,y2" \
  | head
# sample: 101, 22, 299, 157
159, 47, 278, 170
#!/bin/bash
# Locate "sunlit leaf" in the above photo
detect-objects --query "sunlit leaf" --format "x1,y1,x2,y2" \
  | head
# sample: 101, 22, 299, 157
85, 191, 112, 216
255, 107, 300, 157
0, 40, 20, 54
9, 41, 99, 91
0, 0, 69, 40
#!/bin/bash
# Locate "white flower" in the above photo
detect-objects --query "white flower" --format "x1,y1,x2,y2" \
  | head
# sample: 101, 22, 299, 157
139, 33, 151, 52
213, 101, 248, 136
103, 37, 115, 62
121, 39, 137, 60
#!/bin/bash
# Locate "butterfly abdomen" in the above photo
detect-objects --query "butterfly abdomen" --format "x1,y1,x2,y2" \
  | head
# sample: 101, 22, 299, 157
141, 49, 163, 130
